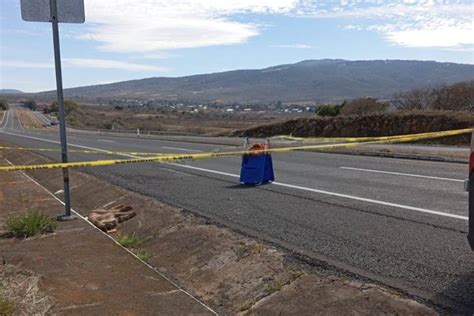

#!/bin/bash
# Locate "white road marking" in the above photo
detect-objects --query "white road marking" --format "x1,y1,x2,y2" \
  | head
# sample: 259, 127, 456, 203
167, 164, 468, 221
98, 139, 116, 143
340, 166, 464, 183
162, 146, 203, 152
0, 130, 116, 152
3, 110, 10, 128
0, 130, 466, 222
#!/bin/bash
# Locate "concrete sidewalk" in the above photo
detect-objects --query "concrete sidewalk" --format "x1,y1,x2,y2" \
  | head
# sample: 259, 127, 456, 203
0, 158, 215, 315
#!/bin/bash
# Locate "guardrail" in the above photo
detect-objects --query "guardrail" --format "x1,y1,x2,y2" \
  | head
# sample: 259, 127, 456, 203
68, 127, 202, 137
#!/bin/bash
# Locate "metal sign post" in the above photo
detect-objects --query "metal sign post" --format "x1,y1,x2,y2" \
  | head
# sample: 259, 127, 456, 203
20, 0, 85, 220
50, 0, 72, 219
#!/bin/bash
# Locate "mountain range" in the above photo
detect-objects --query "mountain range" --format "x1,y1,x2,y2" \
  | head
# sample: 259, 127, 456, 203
0, 89, 24, 94
36, 59, 474, 104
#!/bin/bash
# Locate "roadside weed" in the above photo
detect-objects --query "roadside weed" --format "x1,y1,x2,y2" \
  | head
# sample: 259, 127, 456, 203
115, 232, 151, 263
5, 211, 58, 238
116, 232, 145, 249
135, 250, 152, 262
287, 268, 304, 280
0, 294, 16, 315
250, 243, 265, 254
234, 243, 265, 259
17, 193, 30, 206
239, 301, 253, 312
265, 280, 284, 295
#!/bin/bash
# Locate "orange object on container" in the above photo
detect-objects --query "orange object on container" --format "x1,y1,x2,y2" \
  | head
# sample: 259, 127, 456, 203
248, 143, 268, 154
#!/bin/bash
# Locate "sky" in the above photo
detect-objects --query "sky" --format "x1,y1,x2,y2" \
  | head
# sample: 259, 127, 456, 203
0, 0, 473, 92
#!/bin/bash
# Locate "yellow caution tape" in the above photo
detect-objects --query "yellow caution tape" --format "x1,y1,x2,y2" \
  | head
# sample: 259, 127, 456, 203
271, 128, 474, 143
0, 145, 165, 156
0, 127, 472, 172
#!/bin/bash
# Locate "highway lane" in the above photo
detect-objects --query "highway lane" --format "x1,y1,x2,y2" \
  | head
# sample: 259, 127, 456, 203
1, 108, 473, 311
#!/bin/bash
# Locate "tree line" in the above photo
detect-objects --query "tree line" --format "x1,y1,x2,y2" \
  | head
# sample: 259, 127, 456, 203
393, 80, 473, 111
317, 98, 387, 117
317, 80, 473, 117
0, 99, 8, 111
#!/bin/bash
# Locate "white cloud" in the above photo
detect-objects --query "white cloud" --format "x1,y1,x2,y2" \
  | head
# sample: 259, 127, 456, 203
56, 1, 473, 53
79, 0, 299, 53
1, 59, 167, 72
0, 61, 53, 68
134, 52, 178, 60
301, 1, 474, 50
385, 26, 473, 48
270, 44, 312, 49
63, 58, 168, 72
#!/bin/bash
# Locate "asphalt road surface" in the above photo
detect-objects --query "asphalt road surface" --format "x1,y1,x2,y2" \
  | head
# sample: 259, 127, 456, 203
1, 108, 473, 312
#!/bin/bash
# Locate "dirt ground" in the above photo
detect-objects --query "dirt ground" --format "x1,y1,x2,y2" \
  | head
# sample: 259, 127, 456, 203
0, 154, 214, 315
62, 105, 308, 136
0, 145, 438, 315
15, 109, 47, 130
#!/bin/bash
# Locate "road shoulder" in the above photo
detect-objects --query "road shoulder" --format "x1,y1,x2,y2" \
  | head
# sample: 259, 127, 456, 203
0, 155, 215, 315
0, 144, 438, 314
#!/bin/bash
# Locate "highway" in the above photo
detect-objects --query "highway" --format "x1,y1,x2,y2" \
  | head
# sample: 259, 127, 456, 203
0, 107, 473, 312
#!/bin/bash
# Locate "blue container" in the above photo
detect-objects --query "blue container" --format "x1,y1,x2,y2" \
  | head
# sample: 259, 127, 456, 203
240, 153, 274, 185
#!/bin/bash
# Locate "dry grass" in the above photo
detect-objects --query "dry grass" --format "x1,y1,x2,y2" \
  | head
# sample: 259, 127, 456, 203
0, 264, 53, 315
265, 280, 285, 295
16, 109, 46, 129
234, 243, 265, 260
237, 111, 474, 145
63, 105, 303, 136
0, 295, 15, 315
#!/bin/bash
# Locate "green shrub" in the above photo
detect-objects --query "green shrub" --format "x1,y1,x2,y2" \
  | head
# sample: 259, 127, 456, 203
317, 101, 345, 117
5, 211, 58, 238
136, 249, 151, 262
22, 100, 37, 111
45, 100, 78, 115
116, 233, 145, 249
0, 99, 8, 111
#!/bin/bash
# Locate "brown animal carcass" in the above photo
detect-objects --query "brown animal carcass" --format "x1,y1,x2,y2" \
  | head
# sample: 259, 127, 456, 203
87, 205, 136, 233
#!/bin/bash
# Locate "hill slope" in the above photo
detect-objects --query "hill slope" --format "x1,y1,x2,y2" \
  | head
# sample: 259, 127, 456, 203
234, 112, 474, 144
37, 59, 474, 103
0, 89, 24, 94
